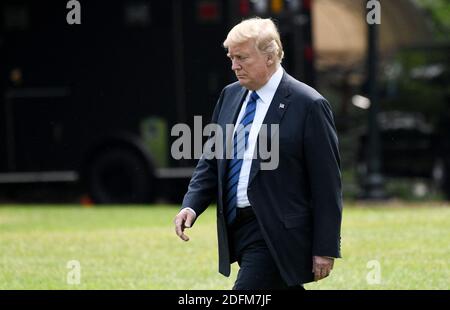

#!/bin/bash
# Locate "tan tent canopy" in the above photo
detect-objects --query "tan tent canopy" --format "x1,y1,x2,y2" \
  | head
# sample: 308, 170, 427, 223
313, 0, 434, 69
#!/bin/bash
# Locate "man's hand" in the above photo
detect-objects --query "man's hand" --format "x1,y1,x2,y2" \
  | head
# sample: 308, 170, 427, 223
174, 209, 197, 241
312, 256, 334, 281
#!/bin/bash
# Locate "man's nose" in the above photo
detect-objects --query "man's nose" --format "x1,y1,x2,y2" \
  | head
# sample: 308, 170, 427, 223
231, 60, 241, 71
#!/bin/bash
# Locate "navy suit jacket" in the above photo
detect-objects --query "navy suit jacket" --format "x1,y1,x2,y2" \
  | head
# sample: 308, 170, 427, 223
182, 71, 343, 285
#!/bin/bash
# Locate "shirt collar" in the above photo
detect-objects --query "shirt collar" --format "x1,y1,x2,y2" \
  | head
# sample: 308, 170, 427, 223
254, 65, 284, 104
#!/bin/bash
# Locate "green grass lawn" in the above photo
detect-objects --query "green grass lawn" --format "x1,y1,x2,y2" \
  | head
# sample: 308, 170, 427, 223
0, 202, 449, 289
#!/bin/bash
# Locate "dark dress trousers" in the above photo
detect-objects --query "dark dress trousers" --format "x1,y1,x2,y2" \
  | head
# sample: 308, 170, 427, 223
182, 71, 343, 286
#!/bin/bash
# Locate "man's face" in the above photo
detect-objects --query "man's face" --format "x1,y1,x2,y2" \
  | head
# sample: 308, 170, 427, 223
227, 39, 273, 91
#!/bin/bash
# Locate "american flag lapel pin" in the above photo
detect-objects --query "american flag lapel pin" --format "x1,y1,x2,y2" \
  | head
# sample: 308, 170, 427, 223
279, 103, 285, 109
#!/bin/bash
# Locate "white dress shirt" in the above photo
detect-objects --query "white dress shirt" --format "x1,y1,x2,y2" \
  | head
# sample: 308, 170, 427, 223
234, 65, 284, 208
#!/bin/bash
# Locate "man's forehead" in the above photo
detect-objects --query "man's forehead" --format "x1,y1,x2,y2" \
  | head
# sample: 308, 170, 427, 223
227, 41, 256, 55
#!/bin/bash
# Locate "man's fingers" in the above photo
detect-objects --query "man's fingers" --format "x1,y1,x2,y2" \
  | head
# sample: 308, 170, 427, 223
180, 232, 189, 241
321, 267, 330, 280
314, 266, 322, 281
174, 212, 191, 242
175, 223, 190, 241
314, 268, 325, 281
312, 256, 334, 281
174, 219, 184, 236
314, 265, 331, 281
314, 269, 323, 281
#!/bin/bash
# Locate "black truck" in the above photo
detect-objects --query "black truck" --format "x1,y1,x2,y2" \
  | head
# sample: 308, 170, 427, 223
0, 0, 315, 203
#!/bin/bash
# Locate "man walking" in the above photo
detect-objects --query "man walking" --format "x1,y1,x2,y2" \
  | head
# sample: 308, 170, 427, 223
174, 18, 343, 289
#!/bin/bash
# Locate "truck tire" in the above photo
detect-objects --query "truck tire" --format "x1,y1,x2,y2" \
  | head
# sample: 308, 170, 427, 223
87, 147, 155, 204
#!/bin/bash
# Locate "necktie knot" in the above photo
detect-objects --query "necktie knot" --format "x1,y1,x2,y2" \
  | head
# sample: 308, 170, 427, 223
250, 91, 259, 103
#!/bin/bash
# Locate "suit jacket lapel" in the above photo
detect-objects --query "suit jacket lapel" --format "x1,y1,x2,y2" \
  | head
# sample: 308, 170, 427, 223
248, 72, 292, 185
218, 87, 248, 181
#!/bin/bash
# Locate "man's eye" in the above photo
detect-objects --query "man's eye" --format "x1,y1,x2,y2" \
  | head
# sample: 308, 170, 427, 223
229, 56, 247, 62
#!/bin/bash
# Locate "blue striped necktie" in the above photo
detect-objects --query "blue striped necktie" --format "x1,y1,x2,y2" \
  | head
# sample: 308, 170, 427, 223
224, 91, 259, 225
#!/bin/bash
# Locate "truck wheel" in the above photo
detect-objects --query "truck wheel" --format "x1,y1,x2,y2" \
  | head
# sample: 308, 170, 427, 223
87, 148, 155, 204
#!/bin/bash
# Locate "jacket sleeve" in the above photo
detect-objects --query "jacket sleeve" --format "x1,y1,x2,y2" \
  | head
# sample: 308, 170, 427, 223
304, 98, 343, 258
181, 88, 226, 218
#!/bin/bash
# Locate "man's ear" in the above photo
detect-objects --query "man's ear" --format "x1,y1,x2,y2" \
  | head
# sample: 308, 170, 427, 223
267, 55, 274, 66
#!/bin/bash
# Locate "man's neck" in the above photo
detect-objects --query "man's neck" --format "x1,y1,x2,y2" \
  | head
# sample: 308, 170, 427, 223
253, 64, 280, 91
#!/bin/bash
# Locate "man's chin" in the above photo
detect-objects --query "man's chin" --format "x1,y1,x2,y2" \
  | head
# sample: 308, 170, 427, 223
237, 78, 249, 88
238, 82, 256, 91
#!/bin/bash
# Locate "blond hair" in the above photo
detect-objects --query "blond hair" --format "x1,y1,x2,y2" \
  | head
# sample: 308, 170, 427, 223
223, 17, 284, 64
